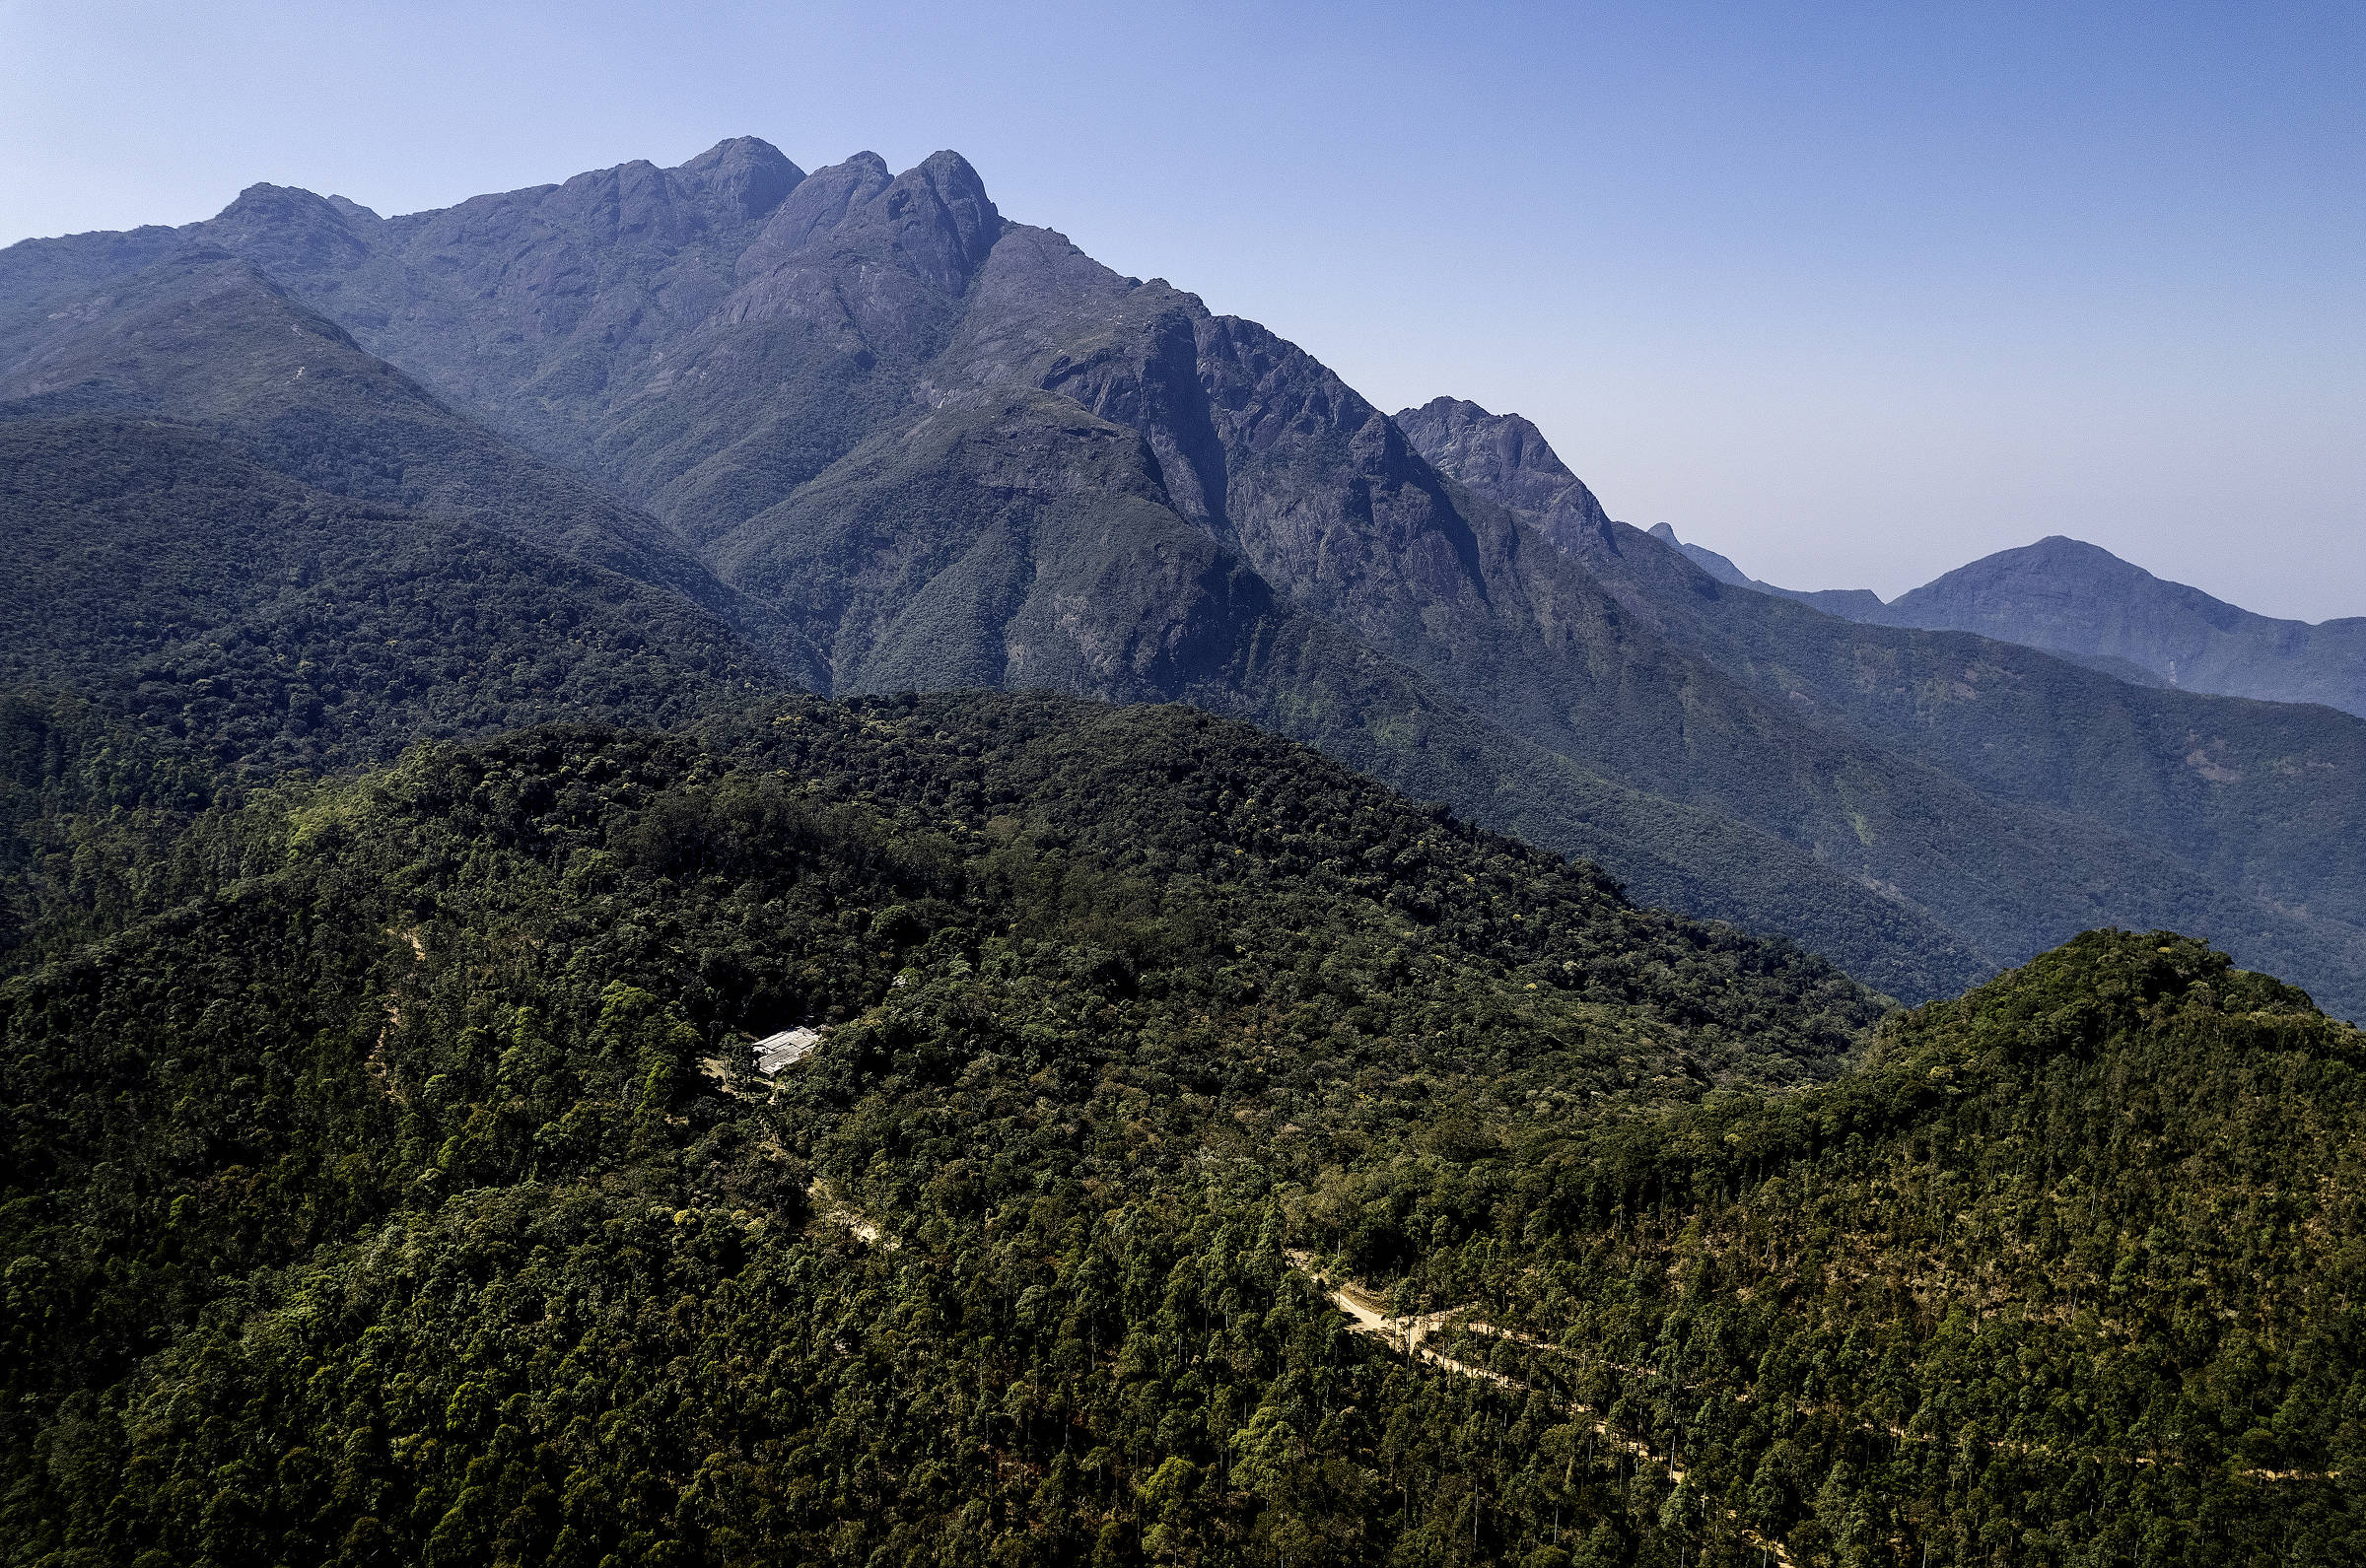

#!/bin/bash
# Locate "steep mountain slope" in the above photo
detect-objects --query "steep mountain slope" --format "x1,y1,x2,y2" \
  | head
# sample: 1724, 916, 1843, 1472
0, 246, 817, 676
1407, 398, 2366, 1019
10, 138, 2366, 1015
0, 417, 777, 772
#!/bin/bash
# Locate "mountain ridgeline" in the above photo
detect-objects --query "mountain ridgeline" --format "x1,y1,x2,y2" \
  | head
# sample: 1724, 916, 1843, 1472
8, 138, 2366, 1016
1646, 521, 2366, 717
1395, 399, 2366, 1021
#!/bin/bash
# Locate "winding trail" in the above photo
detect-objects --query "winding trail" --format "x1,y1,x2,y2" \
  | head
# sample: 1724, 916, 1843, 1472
1287, 1252, 1796, 1567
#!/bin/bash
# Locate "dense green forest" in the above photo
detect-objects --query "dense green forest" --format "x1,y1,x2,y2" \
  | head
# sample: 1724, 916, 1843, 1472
0, 418, 778, 775
3, 689, 2359, 1565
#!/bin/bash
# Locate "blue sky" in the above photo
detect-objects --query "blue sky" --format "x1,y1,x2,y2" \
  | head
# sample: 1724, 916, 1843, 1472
4, 0, 2359, 618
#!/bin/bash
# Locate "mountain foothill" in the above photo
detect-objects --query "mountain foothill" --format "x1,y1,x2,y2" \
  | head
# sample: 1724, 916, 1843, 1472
3, 137, 2364, 1566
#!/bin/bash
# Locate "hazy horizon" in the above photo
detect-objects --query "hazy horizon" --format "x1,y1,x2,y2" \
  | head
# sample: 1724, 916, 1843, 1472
5, 0, 2357, 620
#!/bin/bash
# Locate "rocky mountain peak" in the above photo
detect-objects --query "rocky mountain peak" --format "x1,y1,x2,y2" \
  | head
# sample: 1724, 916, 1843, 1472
744, 153, 895, 263
870, 150, 1003, 288
668, 135, 804, 222
727, 149, 1004, 335
1403, 396, 1571, 482
1396, 395, 1612, 551
200, 182, 373, 274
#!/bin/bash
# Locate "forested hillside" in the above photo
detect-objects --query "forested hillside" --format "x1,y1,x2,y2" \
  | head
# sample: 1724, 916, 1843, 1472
1, 692, 1866, 1564
1366, 929, 2366, 1564
3, 692, 2358, 1565
0, 418, 777, 773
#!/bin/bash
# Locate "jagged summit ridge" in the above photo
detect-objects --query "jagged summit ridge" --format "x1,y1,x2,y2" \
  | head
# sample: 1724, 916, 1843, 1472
1394, 395, 1613, 553
729, 148, 1003, 321
668, 135, 805, 220
744, 152, 893, 260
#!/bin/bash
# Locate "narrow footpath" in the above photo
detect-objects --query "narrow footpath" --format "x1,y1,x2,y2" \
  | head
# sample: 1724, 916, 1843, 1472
1286, 1251, 1797, 1567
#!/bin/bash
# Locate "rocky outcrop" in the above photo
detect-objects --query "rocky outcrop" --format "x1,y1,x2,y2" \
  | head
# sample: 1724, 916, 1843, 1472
1396, 396, 1612, 552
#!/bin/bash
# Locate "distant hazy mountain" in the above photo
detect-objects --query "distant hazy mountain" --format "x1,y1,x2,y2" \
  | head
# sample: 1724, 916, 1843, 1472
13, 139, 2366, 1014
1648, 523, 2366, 716
1874, 536, 2366, 716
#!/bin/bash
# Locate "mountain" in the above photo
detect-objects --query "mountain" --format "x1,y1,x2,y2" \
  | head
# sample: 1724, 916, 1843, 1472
1645, 520, 1749, 583
6, 133, 2364, 1566
1, 700, 2352, 1564
1874, 535, 2366, 716
0, 142, 1996, 1003
0, 244, 818, 675
9, 138, 2366, 1019
1644, 520, 1894, 623
1403, 399, 2366, 1020
1648, 523, 2366, 716
1643, 521, 1892, 618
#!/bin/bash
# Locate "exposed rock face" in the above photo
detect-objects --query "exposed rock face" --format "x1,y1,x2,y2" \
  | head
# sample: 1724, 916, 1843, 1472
11, 138, 2366, 1015
671, 134, 804, 221
1396, 396, 1612, 552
